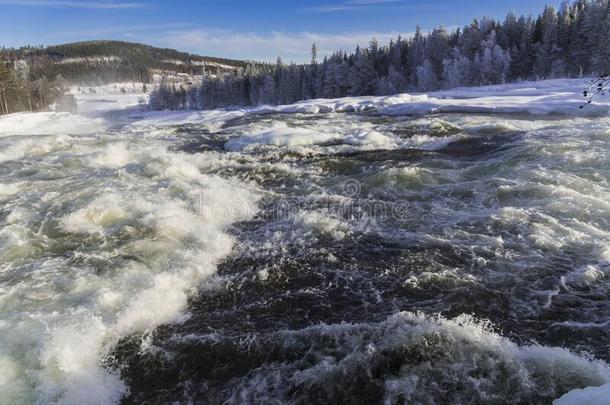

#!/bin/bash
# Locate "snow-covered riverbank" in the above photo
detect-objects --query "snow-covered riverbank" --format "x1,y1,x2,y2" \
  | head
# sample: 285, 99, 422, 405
0, 78, 608, 138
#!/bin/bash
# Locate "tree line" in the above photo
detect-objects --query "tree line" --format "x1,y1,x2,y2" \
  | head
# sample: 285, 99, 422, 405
150, 0, 610, 110
1, 41, 248, 86
0, 40, 252, 115
0, 59, 67, 115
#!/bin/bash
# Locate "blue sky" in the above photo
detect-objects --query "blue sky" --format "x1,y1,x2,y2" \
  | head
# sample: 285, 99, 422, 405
0, 0, 562, 62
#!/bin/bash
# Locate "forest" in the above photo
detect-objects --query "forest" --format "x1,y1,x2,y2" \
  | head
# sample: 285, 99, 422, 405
1, 41, 247, 83
0, 41, 247, 115
0, 60, 67, 115
150, 0, 610, 110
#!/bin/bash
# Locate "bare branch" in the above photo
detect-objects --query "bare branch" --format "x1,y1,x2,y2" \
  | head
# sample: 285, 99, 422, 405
581, 73, 610, 108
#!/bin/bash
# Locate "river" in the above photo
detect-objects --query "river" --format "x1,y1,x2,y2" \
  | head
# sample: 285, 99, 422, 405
0, 81, 609, 404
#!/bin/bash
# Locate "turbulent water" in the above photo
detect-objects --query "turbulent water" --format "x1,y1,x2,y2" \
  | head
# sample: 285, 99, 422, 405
1, 104, 610, 404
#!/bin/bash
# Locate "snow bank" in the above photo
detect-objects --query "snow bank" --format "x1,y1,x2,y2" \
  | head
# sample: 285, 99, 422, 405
72, 83, 147, 117
116, 79, 610, 135
0, 83, 147, 137
554, 382, 610, 405
1, 78, 607, 138
128, 110, 245, 132
124, 78, 609, 134
263, 78, 610, 117
0, 112, 104, 136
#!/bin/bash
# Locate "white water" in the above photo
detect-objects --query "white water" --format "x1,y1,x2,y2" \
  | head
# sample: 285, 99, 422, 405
0, 89, 259, 403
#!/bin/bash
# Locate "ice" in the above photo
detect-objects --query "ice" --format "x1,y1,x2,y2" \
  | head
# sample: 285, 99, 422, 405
0, 112, 104, 136
554, 383, 610, 405
0, 78, 608, 139
250, 78, 610, 118
129, 109, 245, 132
223, 124, 396, 151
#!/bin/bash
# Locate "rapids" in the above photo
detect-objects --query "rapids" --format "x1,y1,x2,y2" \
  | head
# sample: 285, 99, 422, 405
0, 82, 609, 404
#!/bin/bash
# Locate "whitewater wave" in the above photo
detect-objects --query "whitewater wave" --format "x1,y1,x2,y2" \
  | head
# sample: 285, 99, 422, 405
144, 312, 610, 404
0, 130, 259, 403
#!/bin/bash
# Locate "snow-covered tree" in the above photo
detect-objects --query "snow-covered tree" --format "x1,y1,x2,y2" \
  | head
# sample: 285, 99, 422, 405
148, 0, 610, 111
416, 59, 438, 91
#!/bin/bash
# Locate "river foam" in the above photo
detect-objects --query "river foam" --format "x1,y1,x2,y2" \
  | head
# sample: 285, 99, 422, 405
0, 128, 258, 403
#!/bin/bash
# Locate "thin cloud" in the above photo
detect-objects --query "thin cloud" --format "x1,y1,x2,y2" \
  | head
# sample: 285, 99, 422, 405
51, 23, 192, 38
347, 0, 408, 3
301, 0, 409, 13
302, 5, 356, 12
0, 0, 147, 8
153, 29, 413, 63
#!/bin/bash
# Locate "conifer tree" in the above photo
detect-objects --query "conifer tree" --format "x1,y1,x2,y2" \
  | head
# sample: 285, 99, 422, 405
146, 0, 610, 111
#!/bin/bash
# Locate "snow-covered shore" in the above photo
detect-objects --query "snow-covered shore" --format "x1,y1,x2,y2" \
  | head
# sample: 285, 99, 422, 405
0, 78, 608, 138
0, 83, 147, 136
262, 78, 610, 117
138, 77, 610, 124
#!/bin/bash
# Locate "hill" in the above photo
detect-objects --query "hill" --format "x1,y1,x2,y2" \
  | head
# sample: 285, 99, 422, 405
1, 40, 249, 85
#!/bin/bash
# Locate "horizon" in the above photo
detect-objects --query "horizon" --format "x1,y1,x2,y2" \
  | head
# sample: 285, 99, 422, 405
1, 0, 563, 63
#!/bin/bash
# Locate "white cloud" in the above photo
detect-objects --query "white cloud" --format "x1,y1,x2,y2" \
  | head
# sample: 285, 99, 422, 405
155, 29, 412, 63
51, 23, 192, 38
0, 0, 146, 8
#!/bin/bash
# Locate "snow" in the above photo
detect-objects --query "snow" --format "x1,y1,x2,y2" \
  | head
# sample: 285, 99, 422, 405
162, 59, 187, 65
123, 78, 609, 153
129, 110, 243, 132
0, 112, 104, 137
266, 78, 610, 117
72, 83, 148, 116
161, 59, 238, 70
0, 78, 608, 138
0, 83, 147, 136
129, 78, 610, 133
57, 56, 121, 64
197, 61, 239, 70
554, 383, 610, 405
